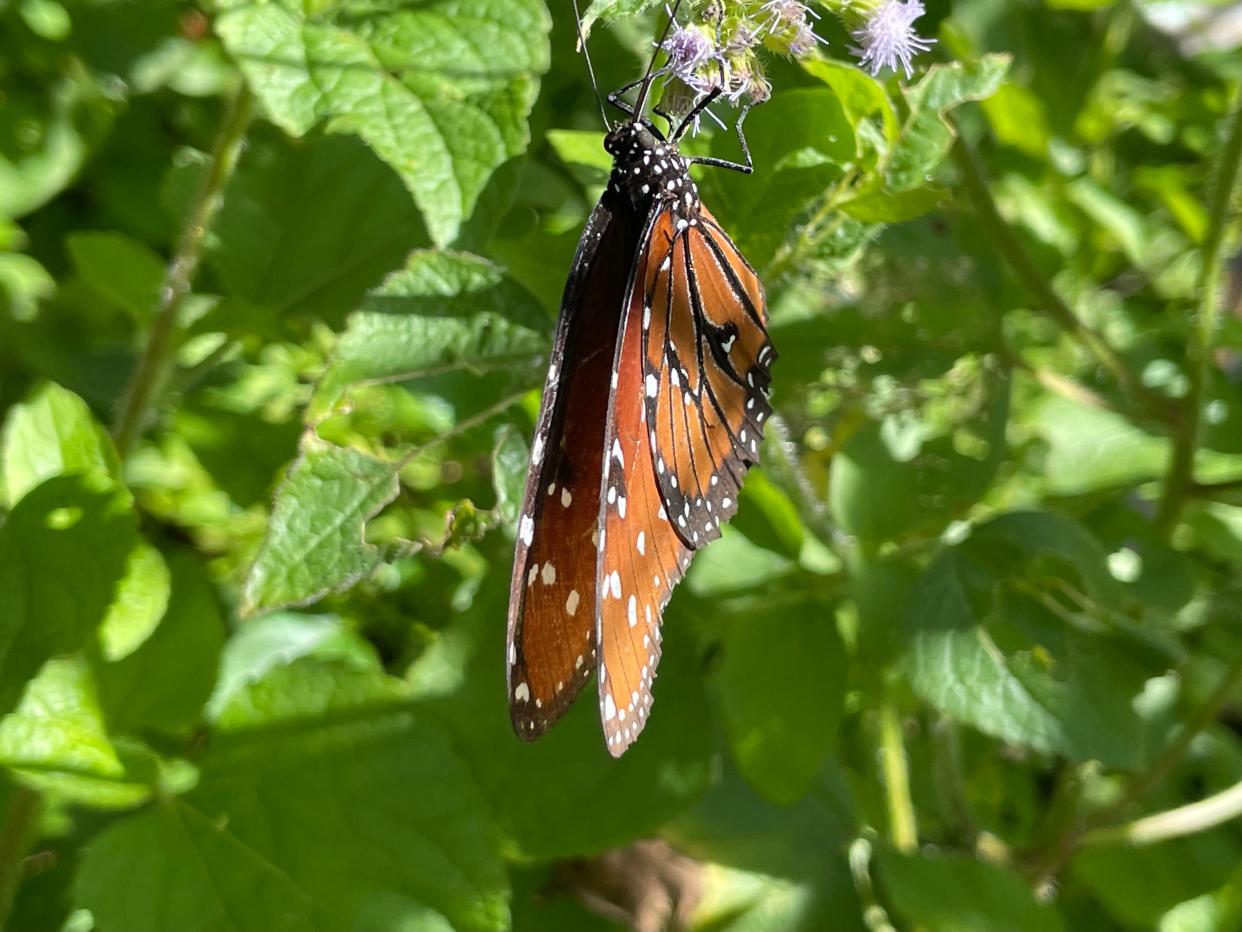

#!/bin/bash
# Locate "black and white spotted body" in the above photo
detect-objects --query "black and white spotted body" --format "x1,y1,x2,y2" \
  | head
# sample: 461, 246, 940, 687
603, 123, 700, 221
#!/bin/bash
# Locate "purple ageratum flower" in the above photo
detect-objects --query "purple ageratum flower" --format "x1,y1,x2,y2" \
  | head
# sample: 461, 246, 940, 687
851, 0, 936, 78
757, 0, 825, 60
788, 21, 823, 57
663, 24, 714, 76
759, 0, 815, 30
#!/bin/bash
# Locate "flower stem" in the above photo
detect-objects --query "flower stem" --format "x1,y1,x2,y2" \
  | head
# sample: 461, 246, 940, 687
878, 698, 918, 853
950, 129, 1169, 425
1155, 91, 1242, 537
0, 786, 41, 928
112, 85, 254, 458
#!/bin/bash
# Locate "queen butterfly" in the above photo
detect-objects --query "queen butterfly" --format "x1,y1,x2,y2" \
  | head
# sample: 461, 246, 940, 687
505, 6, 776, 756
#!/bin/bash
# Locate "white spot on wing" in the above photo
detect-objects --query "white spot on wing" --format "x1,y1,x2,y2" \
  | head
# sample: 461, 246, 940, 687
515, 682, 530, 703
566, 589, 580, 616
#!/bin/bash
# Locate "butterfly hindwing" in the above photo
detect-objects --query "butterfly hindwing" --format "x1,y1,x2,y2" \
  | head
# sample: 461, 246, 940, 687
507, 198, 642, 739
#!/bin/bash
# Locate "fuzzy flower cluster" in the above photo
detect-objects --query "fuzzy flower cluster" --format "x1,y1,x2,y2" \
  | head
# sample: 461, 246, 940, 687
659, 0, 935, 108
846, 0, 936, 78
661, 0, 825, 106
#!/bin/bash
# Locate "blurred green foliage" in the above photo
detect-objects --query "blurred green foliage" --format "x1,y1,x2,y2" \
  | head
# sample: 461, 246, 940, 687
1, 0, 1241, 930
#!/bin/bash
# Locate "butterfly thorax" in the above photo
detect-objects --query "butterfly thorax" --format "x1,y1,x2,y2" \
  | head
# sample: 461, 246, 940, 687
603, 122, 700, 219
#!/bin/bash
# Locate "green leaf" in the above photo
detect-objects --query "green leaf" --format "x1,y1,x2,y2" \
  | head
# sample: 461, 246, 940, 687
65, 231, 165, 323
1066, 176, 1152, 269
0, 659, 121, 783
839, 183, 946, 223
206, 612, 393, 729
1024, 395, 1242, 496
886, 55, 1011, 191
77, 710, 507, 932
215, 0, 550, 246
878, 849, 1066, 931
1, 381, 176, 665
0, 251, 56, 322
901, 512, 1165, 768
1, 380, 122, 507
981, 82, 1052, 160
206, 133, 428, 329
97, 540, 170, 662
0, 477, 134, 718
715, 600, 846, 804
0, 72, 114, 218
490, 426, 528, 526
408, 581, 716, 859
309, 251, 548, 422
95, 551, 226, 734
545, 128, 612, 194
801, 59, 899, 147
707, 87, 855, 269
1074, 838, 1240, 930
579, 0, 661, 34
830, 371, 1010, 544
0, 657, 155, 809
241, 441, 399, 615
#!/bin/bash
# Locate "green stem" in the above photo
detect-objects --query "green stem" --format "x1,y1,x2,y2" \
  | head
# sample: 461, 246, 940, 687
1112, 643, 1242, 819
950, 130, 1169, 425
763, 413, 844, 552
0, 786, 41, 928
1156, 92, 1242, 536
1029, 641, 1242, 879
931, 717, 976, 846
112, 85, 254, 458
878, 699, 918, 854
1083, 779, 1242, 848
765, 171, 857, 280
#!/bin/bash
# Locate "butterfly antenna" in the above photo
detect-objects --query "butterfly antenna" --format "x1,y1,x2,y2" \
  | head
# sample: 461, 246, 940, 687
633, 0, 685, 119
571, 0, 611, 131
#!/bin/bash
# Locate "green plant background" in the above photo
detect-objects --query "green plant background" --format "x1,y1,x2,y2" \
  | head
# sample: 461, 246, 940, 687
2, 0, 1242, 929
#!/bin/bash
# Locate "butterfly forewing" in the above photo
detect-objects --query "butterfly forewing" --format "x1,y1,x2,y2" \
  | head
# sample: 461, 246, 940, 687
507, 200, 641, 738
642, 207, 775, 549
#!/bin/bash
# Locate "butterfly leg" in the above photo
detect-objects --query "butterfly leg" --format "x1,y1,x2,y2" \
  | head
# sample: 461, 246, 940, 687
685, 104, 753, 176
607, 70, 672, 139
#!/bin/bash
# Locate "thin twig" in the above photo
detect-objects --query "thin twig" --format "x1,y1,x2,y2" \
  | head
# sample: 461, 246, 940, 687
0, 786, 41, 928
950, 127, 1171, 426
1156, 92, 1242, 536
1083, 779, 1242, 848
392, 389, 531, 471
112, 85, 254, 458
762, 413, 846, 552
1190, 476, 1242, 499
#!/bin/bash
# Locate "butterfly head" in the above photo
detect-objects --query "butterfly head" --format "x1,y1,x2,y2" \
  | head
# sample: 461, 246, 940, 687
603, 122, 698, 215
